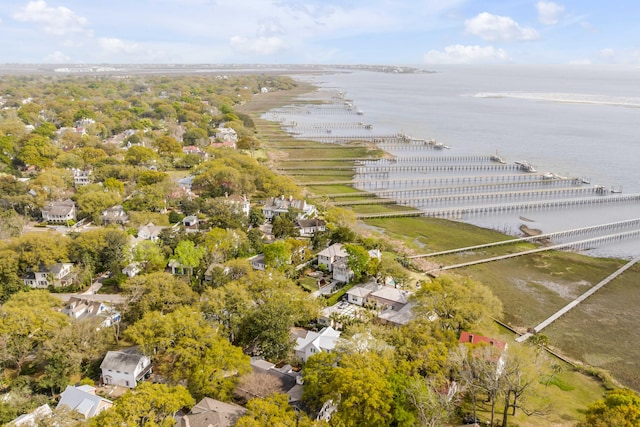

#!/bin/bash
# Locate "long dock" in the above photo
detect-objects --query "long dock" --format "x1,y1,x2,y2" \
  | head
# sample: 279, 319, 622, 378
356, 194, 640, 219
427, 230, 640, 274
356, 163, 522, 174
516, 257, 640, 342
325, 178, 582, 198
300, 174, 586, 187
335, 186, 603, 207
409, 217, 640, 259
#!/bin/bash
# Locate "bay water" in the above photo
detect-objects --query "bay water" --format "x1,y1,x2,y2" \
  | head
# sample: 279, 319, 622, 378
282, 65, 640, 258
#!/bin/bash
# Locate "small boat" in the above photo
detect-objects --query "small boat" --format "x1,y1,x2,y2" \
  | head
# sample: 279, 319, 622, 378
490, 152, 506, 164
515, 160, 537, 173
542, 172, 555, 179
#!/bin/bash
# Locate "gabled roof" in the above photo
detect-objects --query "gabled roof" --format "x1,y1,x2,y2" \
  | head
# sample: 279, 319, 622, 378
370, 286, 410, 305
57, 385, 112, 419
100, 349, 148, 373
347, 281, 379, 298
297, 218, 326, 228
178, 397, 247, 427
42, 199, 75, 216
295, 326, 341, 353
317, 243, 347, 259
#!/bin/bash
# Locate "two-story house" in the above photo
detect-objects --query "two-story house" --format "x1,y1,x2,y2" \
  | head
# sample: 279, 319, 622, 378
101, 205, 128, 225
100, 348, 152, 388
41, 199, 76, 223
22, 262, 75, 288
262, 195, 316, 221
294, 326, 341, 363
62, 297, 121, 327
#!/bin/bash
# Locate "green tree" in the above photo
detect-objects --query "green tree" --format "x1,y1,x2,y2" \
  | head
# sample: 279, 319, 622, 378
412, 275, 503, 333
0, 290, 69, 372
120, 272, 197, 322
236, 394, 323, 427
172, 239, 205, 281
76, 188, 122, 223
132, 240, 167, 273
578, 388, 640, 427
125, 307, 250, 400
262, 241, 292, 272
124, 145, 158, 166
89, 382, 194, 427
345, 244, 370, 282
271, 215, 299, 239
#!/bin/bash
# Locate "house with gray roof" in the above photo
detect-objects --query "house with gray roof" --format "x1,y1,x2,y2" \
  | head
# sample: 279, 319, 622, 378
100, 348, 152, 388
176, 397, 247, 427
294, 326, 341, 363
57, 385, 112, 419
41, 199, 76, 223
22, 262, 75, 289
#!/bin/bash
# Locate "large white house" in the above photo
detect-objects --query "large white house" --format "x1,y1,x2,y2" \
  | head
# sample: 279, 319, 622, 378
294, 326, 341, 363
41, 199, 76, 223
100, 348, 152, 388
22, 262, 75, 288
262, 195, 316, 221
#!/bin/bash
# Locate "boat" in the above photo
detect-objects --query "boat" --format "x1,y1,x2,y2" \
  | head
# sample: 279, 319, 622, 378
490, 150, 506, 164
542, 172, 555, 179
515, 160, 537, 173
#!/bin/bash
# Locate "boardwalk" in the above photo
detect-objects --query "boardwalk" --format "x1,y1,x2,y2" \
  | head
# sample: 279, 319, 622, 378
426, 230, 640, 274
409, 217, 640, 259
516, 257, 640, 342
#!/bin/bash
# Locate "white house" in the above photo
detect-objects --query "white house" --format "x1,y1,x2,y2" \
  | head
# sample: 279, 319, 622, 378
57, 385, 112, 419
72, 169, 91, 186
248, 253, 266, 271
182, 215, 199, 227
22, 262, 75, 288
137, 222, 165, 241
101, 205, 128, 225
297, 218, 326, 237
100, 349, 152, 389
332, 260, 354, 283
41, 199, 76, 223
7, 404, 52, 426
262, 195, 316, 221
62, 297, 121, 327
294, 326, 341, 363
219, 193, 251, 216
215, 126, 238, 144
346, 281, 379, 306
317, 243, 348, 273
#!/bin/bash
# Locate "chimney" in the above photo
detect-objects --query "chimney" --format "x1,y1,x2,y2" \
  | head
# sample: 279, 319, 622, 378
468, 334, 474, 343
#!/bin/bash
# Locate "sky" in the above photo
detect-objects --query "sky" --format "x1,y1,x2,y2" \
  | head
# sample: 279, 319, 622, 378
0, 0, 638, 65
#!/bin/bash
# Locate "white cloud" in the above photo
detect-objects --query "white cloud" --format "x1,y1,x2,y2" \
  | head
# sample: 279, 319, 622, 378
424, 44, 510, 64
536, 1, 565, 25
43, 50, 71, 63
13, 0, 89, 35
465, 12, 539, 42
229, 35, 289, 55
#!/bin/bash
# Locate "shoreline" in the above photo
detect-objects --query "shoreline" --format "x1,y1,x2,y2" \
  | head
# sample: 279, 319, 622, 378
248, 76, 640, 391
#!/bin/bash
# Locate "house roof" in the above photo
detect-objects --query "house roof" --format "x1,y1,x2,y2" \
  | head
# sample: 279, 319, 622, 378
57, 385, 112, 419
178, 397, 247, 427
370, 286, 411, 305
100, 349, 148, 373
459, 332, 507, 351
8, 404, 52, 426
347, 282, 379, 298
317, 243, 347, 259
297, 218, 325, 228
378, 302, 415, 326
295, 326, 341, 354
42, 199, 75, 216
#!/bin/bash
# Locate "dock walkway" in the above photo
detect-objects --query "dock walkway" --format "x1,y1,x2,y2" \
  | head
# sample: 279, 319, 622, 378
516, 257, 640, 342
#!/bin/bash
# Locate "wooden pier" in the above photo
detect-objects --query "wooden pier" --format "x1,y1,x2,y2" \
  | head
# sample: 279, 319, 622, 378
516, 256, 640, 342
409, 217, 640, 259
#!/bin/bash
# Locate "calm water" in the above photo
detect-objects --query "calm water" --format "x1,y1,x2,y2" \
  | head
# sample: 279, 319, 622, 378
283, 66, 640, 257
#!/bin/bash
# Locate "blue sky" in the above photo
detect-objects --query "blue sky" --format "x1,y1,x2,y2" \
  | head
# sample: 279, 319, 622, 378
0, 0, 637, 64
